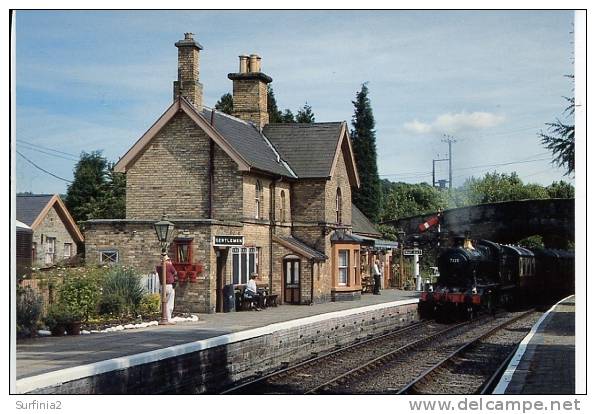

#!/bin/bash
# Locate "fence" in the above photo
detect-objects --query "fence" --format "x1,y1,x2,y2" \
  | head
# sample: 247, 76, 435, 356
140, 272, 160, 294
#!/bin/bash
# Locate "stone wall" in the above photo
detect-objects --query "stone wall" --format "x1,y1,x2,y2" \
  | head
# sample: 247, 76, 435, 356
212, 145, 243, 221
326, 149, 352, 226
231, 79, 269, 127
125, 112, 211, 220
33, 206, 78, 268
30, 302, 419, 394
291, 180, 326, 224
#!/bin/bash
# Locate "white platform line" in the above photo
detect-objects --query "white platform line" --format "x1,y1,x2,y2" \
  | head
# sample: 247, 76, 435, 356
16, 298, 419, 394
492, 295, 574, 394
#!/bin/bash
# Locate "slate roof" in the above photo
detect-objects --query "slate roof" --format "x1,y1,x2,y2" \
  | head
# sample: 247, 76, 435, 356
16, 194, 54, 227
273, 235, 327, 261
263, 123, 344, 178
201, 108, 296, 178
351, 204, 382, 237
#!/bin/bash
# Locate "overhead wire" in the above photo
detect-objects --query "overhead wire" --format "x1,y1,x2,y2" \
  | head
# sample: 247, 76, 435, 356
16, 150, 73, 183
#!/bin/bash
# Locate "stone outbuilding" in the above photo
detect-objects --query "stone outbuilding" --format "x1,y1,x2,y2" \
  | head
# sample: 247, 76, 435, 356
84, 33, 366, 313
16, 194, 84, 268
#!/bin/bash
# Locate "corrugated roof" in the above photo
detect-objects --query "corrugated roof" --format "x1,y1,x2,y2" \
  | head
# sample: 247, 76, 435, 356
202, 108, 296, 178
351, 204, 381, 237
16, 195, 53, 226
263, 123, 344, 178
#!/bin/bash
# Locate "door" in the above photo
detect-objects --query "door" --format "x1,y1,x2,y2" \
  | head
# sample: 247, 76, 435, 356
215, 248, 229, 313
45, 237, 56, 265
284, 257, 301, 304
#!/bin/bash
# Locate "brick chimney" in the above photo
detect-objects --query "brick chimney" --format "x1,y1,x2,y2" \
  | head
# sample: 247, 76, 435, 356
228, 54, 272, 128
173, 33, 203, 109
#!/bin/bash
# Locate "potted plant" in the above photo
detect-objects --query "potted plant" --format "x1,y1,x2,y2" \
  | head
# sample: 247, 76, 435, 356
63, 306, 84, 336
44, 303, 69, 337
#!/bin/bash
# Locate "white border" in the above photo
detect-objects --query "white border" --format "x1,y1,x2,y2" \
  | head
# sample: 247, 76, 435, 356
492, 294, 575, 394
15, 298, 418, 394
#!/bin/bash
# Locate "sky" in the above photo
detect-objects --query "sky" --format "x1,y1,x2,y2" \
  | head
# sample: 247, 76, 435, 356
13, 10, 576, 195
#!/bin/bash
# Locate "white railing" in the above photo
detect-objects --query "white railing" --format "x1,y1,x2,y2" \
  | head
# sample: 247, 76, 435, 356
140, 272, 160, 294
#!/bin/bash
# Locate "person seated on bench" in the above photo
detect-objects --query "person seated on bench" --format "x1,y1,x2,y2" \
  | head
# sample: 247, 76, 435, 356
244, 273, 261, 310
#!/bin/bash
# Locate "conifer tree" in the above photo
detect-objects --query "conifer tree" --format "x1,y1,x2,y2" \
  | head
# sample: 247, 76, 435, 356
296, 102, 315, 123
215, 93, 233, 115
350, 83, 381, 222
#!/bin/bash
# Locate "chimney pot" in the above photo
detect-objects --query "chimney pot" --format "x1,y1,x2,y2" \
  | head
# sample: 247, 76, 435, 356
239, 55, 249, 74
184, 32, 194, 40
249, 54, 261, 73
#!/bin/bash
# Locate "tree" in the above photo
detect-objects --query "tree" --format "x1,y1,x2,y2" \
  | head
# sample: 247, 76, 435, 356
546, 180, 575, 199
267, 86, 283, 123
280, 109, 296, 123
350, 83, 381, 222
295, 102, 315, 123
458, 172, 549, 205
379, 180, 446, 221
65, 151, 126, 223
215, 93, 233, 115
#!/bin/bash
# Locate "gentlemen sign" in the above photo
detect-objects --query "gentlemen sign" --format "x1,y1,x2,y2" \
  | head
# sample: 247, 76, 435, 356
403, 248, 423, 256
213, 235, 244, 246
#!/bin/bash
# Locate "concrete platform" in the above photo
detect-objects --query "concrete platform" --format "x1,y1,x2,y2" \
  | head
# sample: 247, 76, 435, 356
494, 295, 575, 394
16, 289, 419, 394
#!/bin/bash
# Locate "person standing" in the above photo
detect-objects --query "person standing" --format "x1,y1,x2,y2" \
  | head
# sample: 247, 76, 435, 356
373, 259, 382, 295
159, 255, 177, 323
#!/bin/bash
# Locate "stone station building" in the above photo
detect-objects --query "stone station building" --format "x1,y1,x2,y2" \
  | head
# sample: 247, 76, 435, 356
85, 33, 371, 314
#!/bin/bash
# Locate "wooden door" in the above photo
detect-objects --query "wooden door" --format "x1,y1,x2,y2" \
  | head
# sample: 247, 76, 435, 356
215, 248, 228, 313
284, 258, 301, 304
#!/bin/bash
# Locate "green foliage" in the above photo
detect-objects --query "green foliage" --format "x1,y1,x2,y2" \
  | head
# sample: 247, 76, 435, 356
97, 294, 125, 316
380, 180, 446, 221
65, 151, 126, 223
44, 302, 72, 328
57, 273, 101, 322
295, 102, 315, 123
546, 180, 575, 198
351, 83, 382, 222
518, 235, 544, 249
139, 293, 161, 316
101, 266, 144, 316
267, 86, 282, 123
458, 172, 549, 205
215, 93, 233, 115
280, 109, 296, 123
539, 74, 574, 176
16, 286, 43, 337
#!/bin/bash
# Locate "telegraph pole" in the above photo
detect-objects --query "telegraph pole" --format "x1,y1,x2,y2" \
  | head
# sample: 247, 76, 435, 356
442, 135, 457, 189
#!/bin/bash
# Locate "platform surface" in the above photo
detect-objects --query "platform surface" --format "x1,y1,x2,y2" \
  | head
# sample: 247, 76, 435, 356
16, 289, 418, 381
500, 295, 575, 394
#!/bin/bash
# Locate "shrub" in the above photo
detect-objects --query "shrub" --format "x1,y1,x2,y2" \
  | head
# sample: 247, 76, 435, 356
43, 302, 72, 329
98, 294, 125, 316
102, 266, 144, 316
139, 293, 161, 316
57, 274, 101, 322
16, 286, 43, 337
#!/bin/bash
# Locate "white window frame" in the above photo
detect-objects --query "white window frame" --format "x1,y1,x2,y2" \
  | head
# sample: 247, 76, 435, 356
45, 237, 56, 265
232, 247, 259, 285
99, 250, 119, 264
338, 249, 349, 286
255, 181, 262, 219
63, 243, 72, 259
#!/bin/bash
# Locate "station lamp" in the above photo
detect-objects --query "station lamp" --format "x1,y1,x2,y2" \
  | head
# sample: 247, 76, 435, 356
154, 215, 175, 325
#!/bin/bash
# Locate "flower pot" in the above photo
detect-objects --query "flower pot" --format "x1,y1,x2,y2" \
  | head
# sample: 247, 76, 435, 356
50, 324, 66, 337
66, 322, 82, 336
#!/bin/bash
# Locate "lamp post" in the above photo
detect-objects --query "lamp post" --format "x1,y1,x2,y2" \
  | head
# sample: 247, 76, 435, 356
154, 215, 175, 325
397, 229, 406, 290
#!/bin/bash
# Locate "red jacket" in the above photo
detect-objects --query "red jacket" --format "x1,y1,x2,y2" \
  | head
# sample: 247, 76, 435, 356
156, 261, 177, 285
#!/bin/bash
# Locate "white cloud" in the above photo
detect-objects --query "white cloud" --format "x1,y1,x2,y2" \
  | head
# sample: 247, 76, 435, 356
403, 111, 506, 135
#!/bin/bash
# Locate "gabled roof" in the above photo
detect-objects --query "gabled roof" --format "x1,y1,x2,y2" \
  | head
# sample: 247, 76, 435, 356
16, 194, 84, 243
263, 122, 360, 187
351, 204, 382, 238
273, 235, 327, 261
114, 98, 295, 178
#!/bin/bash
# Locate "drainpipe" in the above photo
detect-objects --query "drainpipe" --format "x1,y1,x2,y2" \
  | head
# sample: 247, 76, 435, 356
208, 138, 215, 219
269, 179, 276, 295
310, 259, 315, 305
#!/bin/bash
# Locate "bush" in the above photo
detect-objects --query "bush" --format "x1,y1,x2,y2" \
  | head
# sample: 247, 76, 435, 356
139, 293, 161, 316
16, 286, 43, 337
58, 274, 101, 322
97, 294, 125, 316
102, 266, 144, 316
43, 302, 72, 329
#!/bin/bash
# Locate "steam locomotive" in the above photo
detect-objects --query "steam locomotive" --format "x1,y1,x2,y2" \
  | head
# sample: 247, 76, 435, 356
418, 237, 574, 320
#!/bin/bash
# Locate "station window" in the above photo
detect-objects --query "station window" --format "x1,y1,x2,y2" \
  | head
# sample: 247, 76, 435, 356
100, 250, 119, 264
63, 243, 72, 259
338, 249, 349, 286
255, 181, 263, 219
336, 188, 342, 224
280, 190, 286, 222
232, 247, 259, 285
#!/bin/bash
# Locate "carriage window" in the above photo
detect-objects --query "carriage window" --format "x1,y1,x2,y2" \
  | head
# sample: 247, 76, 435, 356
232, 247, 259, 284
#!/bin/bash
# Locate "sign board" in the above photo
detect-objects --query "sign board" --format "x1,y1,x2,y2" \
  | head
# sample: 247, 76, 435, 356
213, 235, 244, 247
403, 248, 423, 256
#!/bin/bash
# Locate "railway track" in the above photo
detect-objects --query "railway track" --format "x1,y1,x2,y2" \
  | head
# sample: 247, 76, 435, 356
221, 320, 437, 394
222, 311, 534, 394
317, 310, 538, 394
397, 309, 538, 394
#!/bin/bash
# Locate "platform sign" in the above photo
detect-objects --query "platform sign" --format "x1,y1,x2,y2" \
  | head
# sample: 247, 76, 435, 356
403, 248, 423, 256
213, 235, 244, 247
